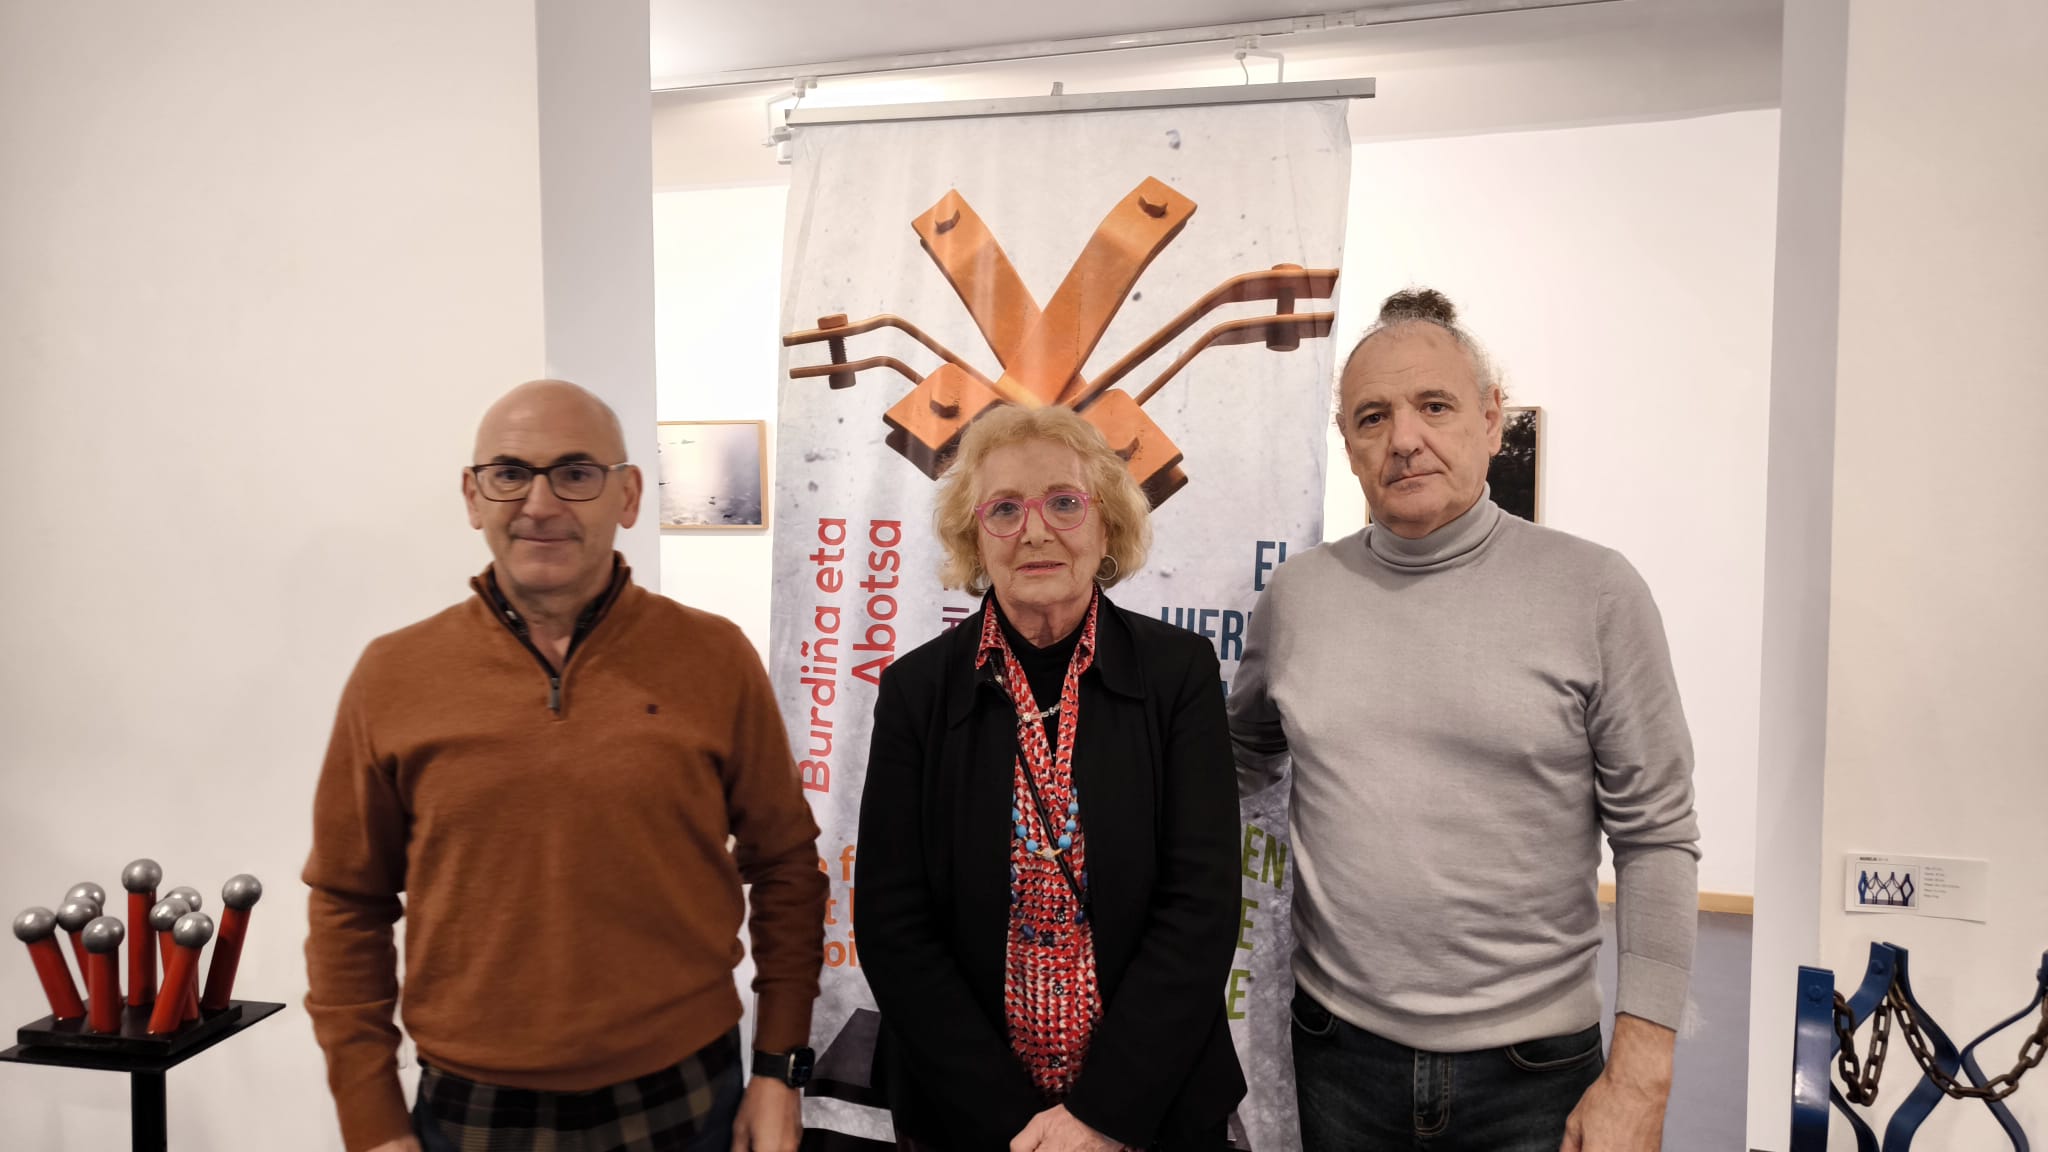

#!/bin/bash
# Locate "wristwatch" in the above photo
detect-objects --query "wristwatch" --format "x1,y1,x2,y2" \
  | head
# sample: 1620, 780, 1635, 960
752, 1046, 815, 1089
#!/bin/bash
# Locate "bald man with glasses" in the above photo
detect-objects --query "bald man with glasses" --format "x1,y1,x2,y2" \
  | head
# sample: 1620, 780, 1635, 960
304, 380, 827, 1152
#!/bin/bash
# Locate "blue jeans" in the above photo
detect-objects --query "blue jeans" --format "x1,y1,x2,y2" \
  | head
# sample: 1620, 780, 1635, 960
1291, 987, 1604, 1152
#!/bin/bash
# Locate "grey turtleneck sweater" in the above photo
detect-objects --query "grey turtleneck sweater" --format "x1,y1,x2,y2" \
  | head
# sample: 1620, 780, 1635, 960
1230, 494, 1700, 1051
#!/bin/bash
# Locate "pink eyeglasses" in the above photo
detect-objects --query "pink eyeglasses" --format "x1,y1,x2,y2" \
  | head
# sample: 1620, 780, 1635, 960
974, 491, 1093, 538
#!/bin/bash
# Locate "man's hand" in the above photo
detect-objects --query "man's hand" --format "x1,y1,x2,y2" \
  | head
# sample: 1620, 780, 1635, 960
1560, 1013, 1675, 1152
731, 1076, 801, 1152
1010, 1105, 1121, 1152
366, 1139, 422, 1152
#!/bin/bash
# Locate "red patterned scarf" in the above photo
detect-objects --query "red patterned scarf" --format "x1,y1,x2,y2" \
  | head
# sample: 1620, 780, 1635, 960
977, 593, 1104, 1098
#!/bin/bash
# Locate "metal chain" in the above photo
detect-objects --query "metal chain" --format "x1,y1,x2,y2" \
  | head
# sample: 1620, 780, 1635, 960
1834, 992, 1891, 1105
1888, 984, 2048, 1101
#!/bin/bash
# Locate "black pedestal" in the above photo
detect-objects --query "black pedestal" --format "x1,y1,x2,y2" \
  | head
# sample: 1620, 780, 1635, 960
0, 999, 284, 1151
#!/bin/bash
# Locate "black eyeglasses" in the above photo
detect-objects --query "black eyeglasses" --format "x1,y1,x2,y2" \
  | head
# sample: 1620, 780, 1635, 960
469, 461, 629, 502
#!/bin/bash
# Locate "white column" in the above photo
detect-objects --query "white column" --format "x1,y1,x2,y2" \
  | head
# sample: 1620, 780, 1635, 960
536, 0, 661, 583
1751, 2, 2048, 1148
1745, 0, 1849, 1146
1811, 1, 2048, 1147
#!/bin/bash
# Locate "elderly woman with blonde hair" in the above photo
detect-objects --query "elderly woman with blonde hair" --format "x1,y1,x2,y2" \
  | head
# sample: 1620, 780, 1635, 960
856, 405, 1245, 1152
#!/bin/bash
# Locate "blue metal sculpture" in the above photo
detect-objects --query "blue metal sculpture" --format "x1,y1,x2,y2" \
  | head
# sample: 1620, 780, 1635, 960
1792, 943, 2046, 1150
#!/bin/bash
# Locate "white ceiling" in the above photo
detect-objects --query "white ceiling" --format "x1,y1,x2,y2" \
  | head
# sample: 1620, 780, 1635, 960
651, 0, 1781, 185
649, 0, 1624, 86
653, 0, 1334, 81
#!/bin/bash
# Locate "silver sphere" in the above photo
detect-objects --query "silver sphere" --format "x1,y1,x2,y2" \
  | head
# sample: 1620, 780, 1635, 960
171, 912, 214, 950
221, 874, 263, 911
82, 915, 125, 953
149, 896, 193, 933
13, 907, 57, 943
65, 882, 106, 909
56, 900, 99, 932
122, 859, 163, 893
165, 886, 203, 911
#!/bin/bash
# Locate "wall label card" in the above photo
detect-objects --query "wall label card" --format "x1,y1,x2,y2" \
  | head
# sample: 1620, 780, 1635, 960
1843, 852, 1989, 923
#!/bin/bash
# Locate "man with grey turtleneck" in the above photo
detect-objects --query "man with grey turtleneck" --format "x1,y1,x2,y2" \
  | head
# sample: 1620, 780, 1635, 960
1230, 288, 1699, 1152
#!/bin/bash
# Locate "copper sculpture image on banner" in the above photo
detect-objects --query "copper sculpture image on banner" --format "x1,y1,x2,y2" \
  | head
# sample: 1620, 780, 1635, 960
783, 177, 1338, 507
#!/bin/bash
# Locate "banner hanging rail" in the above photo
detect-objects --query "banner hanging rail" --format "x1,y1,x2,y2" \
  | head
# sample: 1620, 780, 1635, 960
652, 0, 1621, 93
782, 78, 1373, 128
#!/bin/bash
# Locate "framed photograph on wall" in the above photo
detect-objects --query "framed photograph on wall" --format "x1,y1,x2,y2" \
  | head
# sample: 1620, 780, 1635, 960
656, 420, 768, 530
1489, 406, 1543, 523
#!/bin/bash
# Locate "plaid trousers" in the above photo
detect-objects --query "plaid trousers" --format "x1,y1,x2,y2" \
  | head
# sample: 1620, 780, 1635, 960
413, 1029, 743, 1152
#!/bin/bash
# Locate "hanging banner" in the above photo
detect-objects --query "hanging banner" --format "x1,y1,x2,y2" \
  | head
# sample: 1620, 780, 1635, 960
768, 99, 1351, 1151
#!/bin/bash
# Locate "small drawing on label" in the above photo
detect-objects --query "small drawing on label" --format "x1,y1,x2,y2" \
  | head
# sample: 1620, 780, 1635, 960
1856, 868, 1918, 908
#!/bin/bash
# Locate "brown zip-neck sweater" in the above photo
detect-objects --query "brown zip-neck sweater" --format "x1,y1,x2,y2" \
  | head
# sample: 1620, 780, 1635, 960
303, 560, 826, 1152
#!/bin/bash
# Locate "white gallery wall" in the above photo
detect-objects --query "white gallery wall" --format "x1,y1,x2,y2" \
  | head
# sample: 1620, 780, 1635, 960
0, 2, 653, 1149
654, 186, 788, 654
651, 33, 1781, 897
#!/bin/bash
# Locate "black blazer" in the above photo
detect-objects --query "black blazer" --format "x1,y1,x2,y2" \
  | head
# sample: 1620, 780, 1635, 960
855, 595, 1247, 1152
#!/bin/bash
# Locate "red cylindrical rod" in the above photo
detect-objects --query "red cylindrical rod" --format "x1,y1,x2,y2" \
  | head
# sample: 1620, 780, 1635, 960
29, 938, 86, 1020
121, 859, 162, 1008
14, 908, 86, 1022
150, 896, 200, 1022
56, 898, 99, 982
166, 887, 204, 1020
82, 915, 125, 1033
156, 934, 198, 1021
148, 912, 212, 1035
200, 874, 261, 1012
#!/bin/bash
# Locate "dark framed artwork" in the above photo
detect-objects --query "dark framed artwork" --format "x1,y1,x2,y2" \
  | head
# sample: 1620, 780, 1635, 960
1489, 406, 1543, 523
